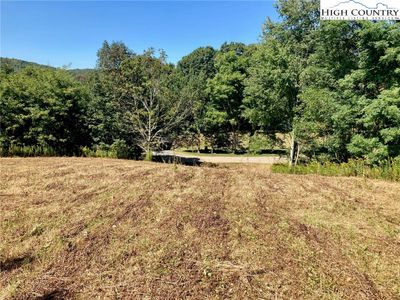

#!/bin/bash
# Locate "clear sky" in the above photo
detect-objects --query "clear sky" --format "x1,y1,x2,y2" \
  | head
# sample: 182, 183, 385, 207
1, 1, 278, 69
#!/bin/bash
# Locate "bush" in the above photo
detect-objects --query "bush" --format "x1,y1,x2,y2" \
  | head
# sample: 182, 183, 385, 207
249, 134, 271, 154
81, 144, 114, 158
109, 139, 130, 159
248, 133, 283, 154
81, 140, 137, 159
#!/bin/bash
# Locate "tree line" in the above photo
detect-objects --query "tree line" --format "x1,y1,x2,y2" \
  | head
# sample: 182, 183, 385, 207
1, 0, 399, 165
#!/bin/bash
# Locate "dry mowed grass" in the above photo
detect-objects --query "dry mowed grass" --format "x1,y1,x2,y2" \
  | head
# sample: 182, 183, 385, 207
1, 158, 399, 299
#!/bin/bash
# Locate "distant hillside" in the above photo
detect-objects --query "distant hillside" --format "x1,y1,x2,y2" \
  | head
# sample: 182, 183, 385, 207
0, 57, 95, 82
0, 57, 53, 71
67, 68, 95, 82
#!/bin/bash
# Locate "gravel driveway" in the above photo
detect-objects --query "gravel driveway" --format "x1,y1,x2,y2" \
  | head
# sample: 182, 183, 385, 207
154, 151, 286, 164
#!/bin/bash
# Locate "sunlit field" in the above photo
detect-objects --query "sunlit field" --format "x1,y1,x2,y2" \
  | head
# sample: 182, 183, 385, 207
1, 157, 399, 299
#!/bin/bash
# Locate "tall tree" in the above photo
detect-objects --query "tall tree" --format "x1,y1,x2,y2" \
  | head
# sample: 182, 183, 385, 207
176, 47, 216, 151
87, 41, 134, 148
96, 41, 133, 73
292, 21, 360, 162
206, 42, 250, 151
118, 52, 191, 158
177, 46, 216, 78
342, 21, 400, 163
244, 0, 320, 164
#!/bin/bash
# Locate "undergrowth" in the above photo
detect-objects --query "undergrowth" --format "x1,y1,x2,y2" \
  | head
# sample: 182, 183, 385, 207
272, 158, 400, 181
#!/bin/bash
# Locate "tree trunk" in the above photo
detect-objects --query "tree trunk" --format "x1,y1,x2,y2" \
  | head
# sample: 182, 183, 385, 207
289, 130, 298, 167
231, 130, 238, 153
145, 143, 152, 161
197, 134, 201, 154
294, 144, 300, 166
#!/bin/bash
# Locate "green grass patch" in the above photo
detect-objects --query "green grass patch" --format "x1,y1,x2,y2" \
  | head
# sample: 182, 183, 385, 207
272, 159, 400, 181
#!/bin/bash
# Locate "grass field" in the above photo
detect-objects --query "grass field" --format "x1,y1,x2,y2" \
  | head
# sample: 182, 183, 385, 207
1, 158, 400, 299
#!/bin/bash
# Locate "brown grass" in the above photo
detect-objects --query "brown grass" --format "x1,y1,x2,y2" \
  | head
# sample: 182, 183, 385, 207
0, 157, 399, 299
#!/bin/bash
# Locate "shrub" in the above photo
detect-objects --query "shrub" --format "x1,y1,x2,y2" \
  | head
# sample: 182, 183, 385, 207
109, 139, 130, 159
81, 140, 137, 159
249, 134, 270, 154
248, 133, 282, 154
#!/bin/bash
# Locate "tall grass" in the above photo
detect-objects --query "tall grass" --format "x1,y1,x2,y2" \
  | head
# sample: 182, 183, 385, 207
0, 139, 135, 159
81, 146, 119, 159
272, 159, 400, 181
0, 145, 58, 157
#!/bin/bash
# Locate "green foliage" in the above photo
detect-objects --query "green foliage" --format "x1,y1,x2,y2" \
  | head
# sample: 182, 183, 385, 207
2, 9, 399, 166
243, 41, 297, 133
96, 41, 133, 72
87, 41, 133, 148
248, 133, 276, 154
348, 87, 400, 163
81, 139, 133, 159
243, 0, 320, 165
0, 57, 95, 82
0, 66, 89, 156
272, 158, 400, 181
177, 46, 216, 78
176, 47, 217, 150
205, 42, 250, 150
109, 139, 130, 159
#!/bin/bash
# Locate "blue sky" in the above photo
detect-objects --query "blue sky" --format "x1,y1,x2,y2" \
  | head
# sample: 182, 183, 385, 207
1, 1, 277, 69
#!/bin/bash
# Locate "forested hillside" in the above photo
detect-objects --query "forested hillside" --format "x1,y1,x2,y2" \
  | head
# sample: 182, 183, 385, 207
0, 58, 53, 71
0, 57, 94, 82
1, 0, 399, 169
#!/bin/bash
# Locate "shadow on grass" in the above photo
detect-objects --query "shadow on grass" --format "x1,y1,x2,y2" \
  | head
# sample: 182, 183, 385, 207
36, 289, 68, 300
0, 254, 34, 272
152, 155, 202, 166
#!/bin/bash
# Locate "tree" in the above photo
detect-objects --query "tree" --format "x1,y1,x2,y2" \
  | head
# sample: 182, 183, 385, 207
244, 0, 320, 165
176, 47, 216, 151
177, 46, 216, 78
118, 52, 191, 159
206, 42, 250, 151
96, 40, 133, 73
87, 41, 134, 149
292, 21, 360, 162
243, 41, 297, 134
347, 88, 400, 163
284, 19, 399, 164
329, 21, 400, 163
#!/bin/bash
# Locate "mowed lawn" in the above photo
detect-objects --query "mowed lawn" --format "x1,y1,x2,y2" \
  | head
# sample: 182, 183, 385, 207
1, 158, 399, 299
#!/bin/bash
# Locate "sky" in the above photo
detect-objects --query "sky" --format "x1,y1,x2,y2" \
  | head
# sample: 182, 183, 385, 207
0, 1, 278, 69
